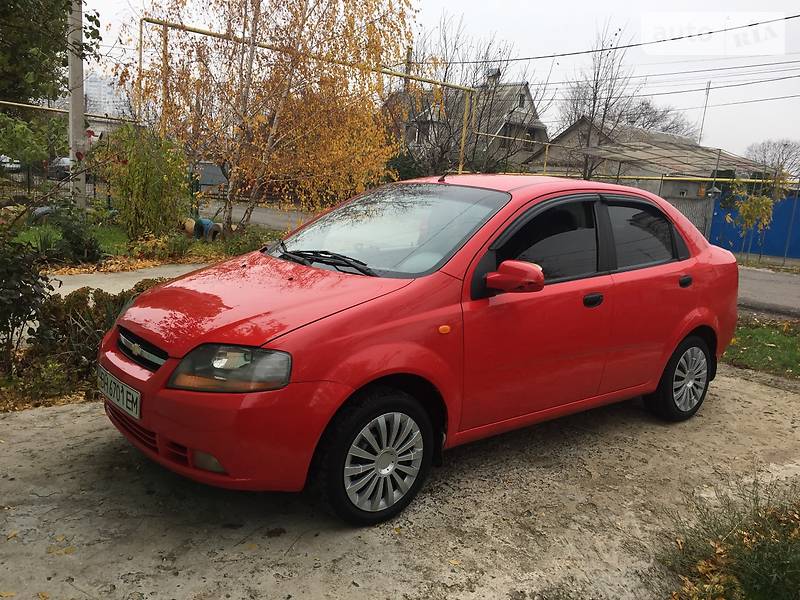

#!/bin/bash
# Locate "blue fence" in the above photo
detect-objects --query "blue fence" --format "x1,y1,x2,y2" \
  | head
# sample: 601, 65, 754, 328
709, 193, 800, 260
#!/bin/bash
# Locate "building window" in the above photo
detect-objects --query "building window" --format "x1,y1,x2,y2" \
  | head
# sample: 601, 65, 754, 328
518, 94, 525, 108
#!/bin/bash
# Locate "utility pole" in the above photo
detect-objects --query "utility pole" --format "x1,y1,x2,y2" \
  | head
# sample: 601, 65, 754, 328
698, 80, 711, 145
68, 0, 87, 208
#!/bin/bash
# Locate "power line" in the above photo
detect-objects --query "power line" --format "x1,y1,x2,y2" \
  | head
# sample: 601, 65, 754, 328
675, 92, 800, 110
407, 13, 800, 65
535, 59, 800, 87
540, 73, 800, 103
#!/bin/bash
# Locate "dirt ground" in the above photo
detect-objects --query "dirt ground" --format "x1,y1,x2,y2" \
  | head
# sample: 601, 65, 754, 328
2, 364, 799, 600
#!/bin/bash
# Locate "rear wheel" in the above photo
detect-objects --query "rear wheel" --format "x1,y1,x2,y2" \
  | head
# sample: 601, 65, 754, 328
645, 336, 711, 421
316, 387, 433, 525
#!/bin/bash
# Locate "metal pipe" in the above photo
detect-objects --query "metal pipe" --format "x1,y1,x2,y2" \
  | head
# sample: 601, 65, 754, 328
0, 100, 138, 123
457, 91, 471, 174
139, 17, 477, 92
784, 187, 799, 265
542, 144, 549, 175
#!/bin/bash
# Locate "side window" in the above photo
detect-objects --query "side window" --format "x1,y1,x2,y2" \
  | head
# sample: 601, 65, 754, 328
497, 201, 598, 281
607, 203, 674, 269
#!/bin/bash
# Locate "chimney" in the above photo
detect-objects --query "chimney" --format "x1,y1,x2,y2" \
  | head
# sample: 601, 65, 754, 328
486, 68, 501, 86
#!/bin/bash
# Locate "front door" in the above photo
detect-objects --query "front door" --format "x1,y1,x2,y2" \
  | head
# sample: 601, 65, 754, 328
460, 196, 614, 431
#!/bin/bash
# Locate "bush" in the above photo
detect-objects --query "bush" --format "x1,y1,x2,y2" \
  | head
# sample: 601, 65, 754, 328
51, 204, 103, 263
129, 232, 191, 260
664, 475, 800, 600
90, 124, 189, 238
0, 235, 53, 375
29, 278, 165, 380
223, 226, 280, 256
27, 224, 61, 258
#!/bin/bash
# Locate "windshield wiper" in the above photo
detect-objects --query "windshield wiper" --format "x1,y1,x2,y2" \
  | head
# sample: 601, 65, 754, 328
292, 249, 378, 277
273, 241, 312, 266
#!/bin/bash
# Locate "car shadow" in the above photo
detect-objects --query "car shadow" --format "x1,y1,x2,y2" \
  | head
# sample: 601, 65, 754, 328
87, 396, 665, 532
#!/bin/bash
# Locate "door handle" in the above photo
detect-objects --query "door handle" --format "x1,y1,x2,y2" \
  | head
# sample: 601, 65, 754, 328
679, 275, 693, 288
583, 292, 604, 308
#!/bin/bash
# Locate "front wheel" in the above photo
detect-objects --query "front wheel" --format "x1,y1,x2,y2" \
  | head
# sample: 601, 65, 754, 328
316, 387, 433, 525
645, 336, 711, 421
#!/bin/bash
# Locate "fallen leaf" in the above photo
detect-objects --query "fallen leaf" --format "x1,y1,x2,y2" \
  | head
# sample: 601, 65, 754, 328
5, 531, 16, 541
0, 593, 16, 598
448, 559, 460, 566
54, 535, 65, 543
63, 546, 76, 555
37, 593, 49, 600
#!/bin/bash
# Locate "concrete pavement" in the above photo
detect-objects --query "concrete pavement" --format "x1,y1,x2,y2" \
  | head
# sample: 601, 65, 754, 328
51, 264, 206, 296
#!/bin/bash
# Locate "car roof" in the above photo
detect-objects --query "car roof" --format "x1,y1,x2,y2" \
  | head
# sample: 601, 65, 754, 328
407, 174, 659, 199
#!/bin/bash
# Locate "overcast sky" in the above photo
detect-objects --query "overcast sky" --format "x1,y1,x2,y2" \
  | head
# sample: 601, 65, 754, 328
89, 0, 800, 155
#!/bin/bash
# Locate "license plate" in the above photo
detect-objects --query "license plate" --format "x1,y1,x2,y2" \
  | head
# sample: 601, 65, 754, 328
98, 365, 141, 420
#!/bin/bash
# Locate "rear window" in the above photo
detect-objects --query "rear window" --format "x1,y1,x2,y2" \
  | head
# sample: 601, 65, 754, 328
607, 204, 674, 269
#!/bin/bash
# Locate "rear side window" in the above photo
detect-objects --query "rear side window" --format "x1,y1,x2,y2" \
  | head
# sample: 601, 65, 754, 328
607, 204, 674, 269
498, 200, 597, 281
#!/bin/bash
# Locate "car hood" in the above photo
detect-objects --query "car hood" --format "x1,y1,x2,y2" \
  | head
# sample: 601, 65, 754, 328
118, 251, 413, 357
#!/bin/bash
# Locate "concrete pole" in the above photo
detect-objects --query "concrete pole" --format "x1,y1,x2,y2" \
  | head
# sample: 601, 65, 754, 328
68, 0, 87, 208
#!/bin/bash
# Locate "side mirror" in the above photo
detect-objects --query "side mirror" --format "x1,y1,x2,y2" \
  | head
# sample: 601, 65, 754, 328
485, 260, 544, 294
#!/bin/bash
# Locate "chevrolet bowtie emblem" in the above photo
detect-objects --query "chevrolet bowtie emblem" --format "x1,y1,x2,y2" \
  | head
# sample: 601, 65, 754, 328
130, 342, 143, 357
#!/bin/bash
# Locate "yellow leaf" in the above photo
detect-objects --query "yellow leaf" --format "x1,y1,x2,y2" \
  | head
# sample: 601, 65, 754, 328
5, 532, 16, 541
0, 593, 16, 598
63, 546, 76, 555
54, 535, 65, 543
448, 559, 460, 566
38, 594, 49, 600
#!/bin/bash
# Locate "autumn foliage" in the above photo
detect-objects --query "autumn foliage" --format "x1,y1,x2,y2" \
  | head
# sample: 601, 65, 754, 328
127, 0, 412, 230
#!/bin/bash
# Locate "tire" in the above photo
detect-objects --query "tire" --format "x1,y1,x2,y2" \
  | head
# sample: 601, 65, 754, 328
315, 387, 434, 525
645, 335, 711, 422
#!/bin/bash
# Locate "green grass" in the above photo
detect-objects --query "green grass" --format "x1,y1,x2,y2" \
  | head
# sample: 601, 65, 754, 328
664, 476, 800, 600
16, 223, 129, 256
722, 317, 800, 378
91, 224, 128, 255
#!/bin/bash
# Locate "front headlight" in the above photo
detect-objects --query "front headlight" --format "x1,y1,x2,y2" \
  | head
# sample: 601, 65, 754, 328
168, 345, 292, 392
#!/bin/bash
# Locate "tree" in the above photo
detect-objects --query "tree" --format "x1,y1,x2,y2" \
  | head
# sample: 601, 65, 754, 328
128, 0, 411, 232
559, 25, 634, 179
745, 139, 800, 179
0, 0, 102, 104
384, 15, 553, 175
559, 25, 698, 179
622, 97, 698, 138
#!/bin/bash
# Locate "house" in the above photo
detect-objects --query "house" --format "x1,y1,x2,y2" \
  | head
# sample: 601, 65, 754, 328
397, 70, 549, 173
524, 116, 765, 236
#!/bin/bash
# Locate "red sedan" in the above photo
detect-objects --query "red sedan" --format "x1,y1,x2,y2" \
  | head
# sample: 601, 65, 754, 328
98, 175, 738, 524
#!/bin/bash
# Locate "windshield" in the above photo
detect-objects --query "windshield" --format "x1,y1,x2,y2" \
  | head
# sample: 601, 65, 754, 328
271, 183, 510, 277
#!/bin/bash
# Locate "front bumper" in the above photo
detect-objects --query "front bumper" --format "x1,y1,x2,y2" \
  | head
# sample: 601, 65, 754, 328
98, 329, 352, 492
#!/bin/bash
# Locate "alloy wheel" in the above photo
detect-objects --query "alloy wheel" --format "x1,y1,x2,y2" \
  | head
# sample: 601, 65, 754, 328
672, 346, 708, 411
343, 412, 424, 512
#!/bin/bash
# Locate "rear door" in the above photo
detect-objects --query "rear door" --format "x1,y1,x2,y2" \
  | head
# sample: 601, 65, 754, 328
597, 196, 697, 394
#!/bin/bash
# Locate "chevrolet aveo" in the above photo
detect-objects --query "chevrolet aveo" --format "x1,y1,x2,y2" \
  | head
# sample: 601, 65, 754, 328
98, 175, 738, 524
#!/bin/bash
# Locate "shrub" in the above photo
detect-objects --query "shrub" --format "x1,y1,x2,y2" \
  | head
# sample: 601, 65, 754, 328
664, 475, 800, 600
223, 226, 280, 256
50, 203, 103, 263
0, 235, 53, 375
90, 124, 189, 238
129, 232, 191, 260
30, 278, 165, 380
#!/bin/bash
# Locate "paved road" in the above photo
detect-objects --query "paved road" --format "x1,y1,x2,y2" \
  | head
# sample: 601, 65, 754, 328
738, 266, 800, 317
201, 202, 312, 231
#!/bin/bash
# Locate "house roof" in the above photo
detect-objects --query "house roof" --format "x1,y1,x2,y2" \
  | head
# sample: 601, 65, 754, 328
525, 116, 766, 176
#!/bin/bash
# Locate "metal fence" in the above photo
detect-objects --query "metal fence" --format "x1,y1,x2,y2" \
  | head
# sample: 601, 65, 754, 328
662, 195, 715, 239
